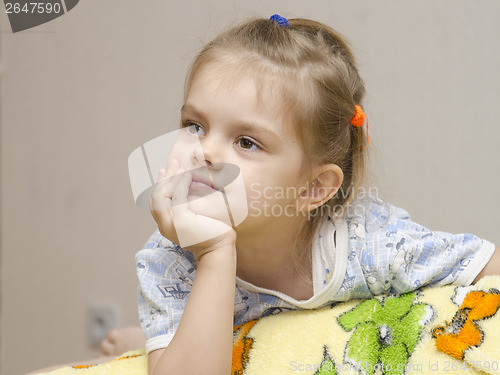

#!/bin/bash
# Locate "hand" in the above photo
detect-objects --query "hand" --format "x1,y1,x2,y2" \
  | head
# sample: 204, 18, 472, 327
100, 326, 146, 357
149, 159, 236, 260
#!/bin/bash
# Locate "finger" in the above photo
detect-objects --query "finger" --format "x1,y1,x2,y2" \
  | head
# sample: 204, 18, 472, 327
106, 329, 119, 343
151, 159, 179, 210
171, 171, 192, 214
149, 199, 160, 222
149, 189, 178, 239
151, 170, 183, 211
154, 164, 184, 207
149, 193, 173, 228
149, 184, 171, 211
155, 204, 178, 241
100, 339, 114, 356
157, 168, 166, 182
159, 159, 179, 182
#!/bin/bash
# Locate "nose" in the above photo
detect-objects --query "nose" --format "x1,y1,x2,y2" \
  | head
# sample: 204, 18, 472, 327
191, 143, 208, 166
190, 135, 222, 168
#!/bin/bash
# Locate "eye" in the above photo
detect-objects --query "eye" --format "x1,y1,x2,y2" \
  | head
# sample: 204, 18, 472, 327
182, 121, 205, 136
237, 137, 261, 151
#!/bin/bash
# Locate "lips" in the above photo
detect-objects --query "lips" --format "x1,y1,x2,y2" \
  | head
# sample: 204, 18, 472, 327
184, 163, 240, 193
189, 173, 219, 191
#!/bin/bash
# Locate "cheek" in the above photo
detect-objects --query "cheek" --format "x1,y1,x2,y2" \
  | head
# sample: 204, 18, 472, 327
234, 159, 307, 215
168, 134, 200, 167
168, 148, 190, 169
243, 176, 300, 216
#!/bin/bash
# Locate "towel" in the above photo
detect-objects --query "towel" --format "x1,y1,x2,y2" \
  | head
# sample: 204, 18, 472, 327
39, 275, 500, 375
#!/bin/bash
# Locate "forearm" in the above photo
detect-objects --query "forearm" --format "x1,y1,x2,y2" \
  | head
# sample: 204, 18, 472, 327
474, 246, 500, 283
149, 246, 237, 375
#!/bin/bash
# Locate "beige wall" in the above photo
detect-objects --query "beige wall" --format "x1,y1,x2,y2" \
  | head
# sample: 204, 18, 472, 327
1, 1, 499, 374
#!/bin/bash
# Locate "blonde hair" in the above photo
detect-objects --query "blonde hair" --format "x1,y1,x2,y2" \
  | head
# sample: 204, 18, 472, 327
185, 17, 368, 280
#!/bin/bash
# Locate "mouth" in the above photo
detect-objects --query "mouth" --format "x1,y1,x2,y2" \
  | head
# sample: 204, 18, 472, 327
184, 163, 239, 194
189, 174, 220, 192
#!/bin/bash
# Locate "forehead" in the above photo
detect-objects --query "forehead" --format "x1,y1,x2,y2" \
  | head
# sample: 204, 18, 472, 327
185, 59, 312, 173
185, 61, 291, 132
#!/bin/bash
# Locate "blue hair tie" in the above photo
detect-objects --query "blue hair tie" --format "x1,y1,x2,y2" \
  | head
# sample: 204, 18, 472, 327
269, 14, 289, 28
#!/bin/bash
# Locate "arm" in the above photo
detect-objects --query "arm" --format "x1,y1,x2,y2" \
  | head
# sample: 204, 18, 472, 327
473, 247, 500, 283
149, 245, 236, 375
148, 161, 238, 375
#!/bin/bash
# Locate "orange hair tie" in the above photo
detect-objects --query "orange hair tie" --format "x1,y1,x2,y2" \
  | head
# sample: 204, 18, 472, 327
350, 104, 369, 147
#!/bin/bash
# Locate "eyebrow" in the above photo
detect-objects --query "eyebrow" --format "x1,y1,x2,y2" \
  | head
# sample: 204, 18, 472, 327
181, 104, 282, 145
181, 104, 207, 122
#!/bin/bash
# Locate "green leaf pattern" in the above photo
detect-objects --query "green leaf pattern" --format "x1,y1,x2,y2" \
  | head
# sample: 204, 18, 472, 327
337, 292, 432, 375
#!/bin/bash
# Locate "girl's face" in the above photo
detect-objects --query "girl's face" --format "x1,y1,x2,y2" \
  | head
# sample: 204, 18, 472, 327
171, 63, 311, 235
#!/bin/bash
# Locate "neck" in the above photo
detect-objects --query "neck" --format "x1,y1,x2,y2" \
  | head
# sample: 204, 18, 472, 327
235, 214, 312, 295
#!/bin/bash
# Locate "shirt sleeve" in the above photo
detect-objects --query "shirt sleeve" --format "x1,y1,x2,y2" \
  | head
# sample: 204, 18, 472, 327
135, 230, 196, 353
354, 196, 496, 295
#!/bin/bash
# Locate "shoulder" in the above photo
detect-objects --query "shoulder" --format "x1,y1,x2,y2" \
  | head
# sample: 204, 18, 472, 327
341, 194, 409, 233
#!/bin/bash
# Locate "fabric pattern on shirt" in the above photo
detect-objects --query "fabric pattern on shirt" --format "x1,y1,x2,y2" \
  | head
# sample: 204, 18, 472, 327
135, 194, 495, 353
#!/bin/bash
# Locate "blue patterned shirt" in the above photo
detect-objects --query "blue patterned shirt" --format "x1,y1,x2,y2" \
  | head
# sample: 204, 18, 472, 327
136, 194, 495, 353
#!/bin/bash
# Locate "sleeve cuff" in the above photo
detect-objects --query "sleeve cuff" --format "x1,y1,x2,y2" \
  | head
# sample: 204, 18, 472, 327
455, 239, 496, 286
146, 334, 174, 354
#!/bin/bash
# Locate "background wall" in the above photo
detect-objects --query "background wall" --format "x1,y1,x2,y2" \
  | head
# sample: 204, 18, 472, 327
1, 1, 499, 374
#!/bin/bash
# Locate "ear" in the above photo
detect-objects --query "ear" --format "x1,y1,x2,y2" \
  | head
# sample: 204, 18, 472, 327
295, 164, 344, 212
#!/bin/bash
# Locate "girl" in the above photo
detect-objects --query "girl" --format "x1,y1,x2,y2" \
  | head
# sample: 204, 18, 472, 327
136, 15, 499, 375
